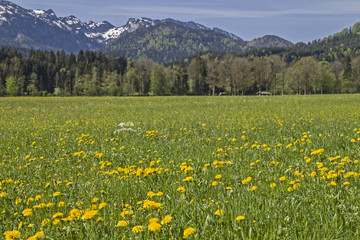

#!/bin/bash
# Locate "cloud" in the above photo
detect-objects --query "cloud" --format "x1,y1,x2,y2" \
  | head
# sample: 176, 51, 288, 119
12, 0, 360, 19
106, 5, 360, 19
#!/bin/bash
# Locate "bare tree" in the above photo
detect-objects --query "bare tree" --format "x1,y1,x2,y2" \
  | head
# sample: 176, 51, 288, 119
230, 57, 252, 95
290, 57, 319, 95
267, 55, 286, 95
330, 61, 343, 94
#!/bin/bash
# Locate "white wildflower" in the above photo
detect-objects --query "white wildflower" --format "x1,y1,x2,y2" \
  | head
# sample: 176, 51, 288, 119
118, 122, 135, 128
114, 122, 137, 134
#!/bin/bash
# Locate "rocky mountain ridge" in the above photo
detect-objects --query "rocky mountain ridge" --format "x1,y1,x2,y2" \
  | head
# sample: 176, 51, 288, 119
0, 0, 294, 62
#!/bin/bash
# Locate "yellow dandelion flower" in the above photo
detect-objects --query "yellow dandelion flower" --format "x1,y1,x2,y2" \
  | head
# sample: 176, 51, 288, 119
149, 218, 159, 223
96, 217, 104, 222
329, 181, 337, 186
215, 175, 222, 179
46, 203, 54, 207
248, 186, 257, 191
156, 192, 164, 197
98, 202, 107, 209
34, 232, 43, 238
34, 231, 44, 238
270, 183, 276, 188
279, 176, 286, 181
147, 191, 157, 198
69, 209, 84, 219
215, 209, 225, 216
0, 192, 8, 197
53, 219, 61, 225
30, 231, 44, 239
212, 181, 219, 186
132, 225, 143, 233
143, 200, 161, 210
4, 230, 20, 239
52, 212, 64, 219
183, 176, 194, 182
161, 215, 172, 224
116, 220, 129, 227
310, 149, 324, 155
183, 227, 196, 239
53, 192, 61, 197
148, 222, 162, 232
177, 187, 186, 193
344, 182, 350, 185
81, 210, 97, 220
236, 215, 245, 221
120, 210, 134, 217
22, 208, 33, 217
18, 222, 23, 230
42, 218, 51, 226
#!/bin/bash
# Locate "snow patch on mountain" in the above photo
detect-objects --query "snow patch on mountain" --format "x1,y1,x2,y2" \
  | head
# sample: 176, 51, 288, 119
88, 21, 109, 29
32, 9, 45, 16
54, 20, 72, 31
102, 27, 127, 41
63, 16, 81, 26
0, 6, 5, 23
0, 0, 244, 49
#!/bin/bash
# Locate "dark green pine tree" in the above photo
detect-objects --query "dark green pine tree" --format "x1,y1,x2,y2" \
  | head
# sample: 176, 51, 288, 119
342, 55, 354, 93
188, 55, 208, 95
175, 61, 188, 95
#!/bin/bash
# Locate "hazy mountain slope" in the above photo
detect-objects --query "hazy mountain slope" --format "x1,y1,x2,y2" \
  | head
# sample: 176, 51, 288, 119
0, 1, 295, 62
247, 35, 294, 49
103, 22, 247, 63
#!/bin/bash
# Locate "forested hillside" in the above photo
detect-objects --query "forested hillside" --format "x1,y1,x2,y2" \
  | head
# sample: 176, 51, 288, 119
1, 43, 360, 96
244, 25, 360, 63
103, 22, 246, 63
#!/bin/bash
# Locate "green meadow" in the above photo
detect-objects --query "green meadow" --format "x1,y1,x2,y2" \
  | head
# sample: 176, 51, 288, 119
1, 95, 360, 239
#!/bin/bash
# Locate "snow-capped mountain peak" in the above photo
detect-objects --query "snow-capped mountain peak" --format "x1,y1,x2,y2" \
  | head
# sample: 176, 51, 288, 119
0, 1, 244, 51
98, 17, 243, 42
61, 15, 81, 26
31, 9, 56, 19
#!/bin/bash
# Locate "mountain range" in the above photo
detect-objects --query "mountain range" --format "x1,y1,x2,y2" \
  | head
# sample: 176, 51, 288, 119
0, 0, 294, 62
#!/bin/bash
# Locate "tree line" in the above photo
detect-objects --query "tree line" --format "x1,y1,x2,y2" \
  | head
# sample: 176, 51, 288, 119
1, 47, 360, 96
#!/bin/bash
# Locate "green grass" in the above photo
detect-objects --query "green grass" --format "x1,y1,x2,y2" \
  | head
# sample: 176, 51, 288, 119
1, 95, 360, 239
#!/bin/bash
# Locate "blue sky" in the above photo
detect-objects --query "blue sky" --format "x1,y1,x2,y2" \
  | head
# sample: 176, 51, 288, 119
8, 0, 360, 43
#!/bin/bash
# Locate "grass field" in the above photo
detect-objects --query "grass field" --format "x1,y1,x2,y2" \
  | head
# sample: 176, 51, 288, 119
1, 95, 360, 240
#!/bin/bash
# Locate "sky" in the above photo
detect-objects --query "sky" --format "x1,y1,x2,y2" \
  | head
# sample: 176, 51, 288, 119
8, 0, 360, 43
